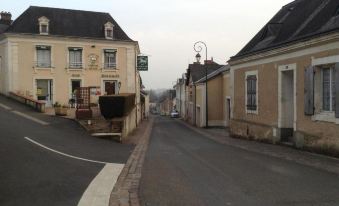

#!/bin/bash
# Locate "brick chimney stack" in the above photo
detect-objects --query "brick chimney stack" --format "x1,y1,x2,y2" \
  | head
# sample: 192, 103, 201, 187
0, 12, 12, 25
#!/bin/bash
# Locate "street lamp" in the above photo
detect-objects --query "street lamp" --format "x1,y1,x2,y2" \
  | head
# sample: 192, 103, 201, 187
193, 41, 208, 128
195, 53, 201, 63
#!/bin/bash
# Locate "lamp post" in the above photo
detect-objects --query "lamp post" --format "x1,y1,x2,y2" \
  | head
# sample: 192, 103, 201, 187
194, 41, 208, 128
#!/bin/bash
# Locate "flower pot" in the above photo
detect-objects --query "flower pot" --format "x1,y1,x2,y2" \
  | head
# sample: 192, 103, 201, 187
55, 107, 68, 116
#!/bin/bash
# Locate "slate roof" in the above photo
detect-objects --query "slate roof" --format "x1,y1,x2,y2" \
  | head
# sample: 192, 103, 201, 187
186, 62, 224, 85
4, 6, 133, 41
231, 0, 339, 60
196, 64, 230, 83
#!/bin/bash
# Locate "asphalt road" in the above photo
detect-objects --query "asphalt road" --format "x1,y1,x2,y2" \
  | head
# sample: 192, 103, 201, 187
140, 116, 339, 206
0, 96, 134, 206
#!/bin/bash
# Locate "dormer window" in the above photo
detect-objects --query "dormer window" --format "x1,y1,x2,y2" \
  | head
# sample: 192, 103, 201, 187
38, 16, 49, 35
104, 22, 114, 39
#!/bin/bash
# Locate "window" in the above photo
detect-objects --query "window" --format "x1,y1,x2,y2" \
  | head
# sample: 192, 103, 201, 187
322, 67, 336, 111
69, 48, 83, 69
246, 74, 257, 111
36, 46, 51, 68
104, 49, 117, 69
106, 29, 113, 39
38, 16, 49, 35
104, 22, 114, 39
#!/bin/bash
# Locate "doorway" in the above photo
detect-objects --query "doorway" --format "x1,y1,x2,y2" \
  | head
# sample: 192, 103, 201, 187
279, 69, 295, 141
103, 80, 117, 95
225, 97, 231, 127
36, 79, 53, 107
196, 106, 201, 127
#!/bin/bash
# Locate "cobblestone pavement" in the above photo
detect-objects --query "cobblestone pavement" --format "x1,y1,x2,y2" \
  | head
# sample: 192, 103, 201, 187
110, 117, 154, 206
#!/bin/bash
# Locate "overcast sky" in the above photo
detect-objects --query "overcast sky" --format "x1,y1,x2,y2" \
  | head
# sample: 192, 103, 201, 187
2, 0, 292, 89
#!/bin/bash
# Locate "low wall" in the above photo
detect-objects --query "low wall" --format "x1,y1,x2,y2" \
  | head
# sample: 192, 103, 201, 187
230, 119, 339, 158
230, 119, 276, 144
8, 92, 45, 112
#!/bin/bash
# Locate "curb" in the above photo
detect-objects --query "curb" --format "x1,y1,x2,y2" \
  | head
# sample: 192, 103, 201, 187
175, 119, 339, 175
109, 117, 154, 206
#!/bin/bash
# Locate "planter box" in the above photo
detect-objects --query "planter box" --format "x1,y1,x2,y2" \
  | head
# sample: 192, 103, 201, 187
55, 107, 68, 116
99, 94, 135, 119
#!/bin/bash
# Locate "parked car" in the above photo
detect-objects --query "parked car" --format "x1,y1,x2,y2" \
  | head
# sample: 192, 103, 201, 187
170, 110, 179, 118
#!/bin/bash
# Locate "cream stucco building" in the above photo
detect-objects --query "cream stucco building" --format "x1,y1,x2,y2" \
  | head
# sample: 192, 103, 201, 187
0, 6, 142, 121
229, 0, 339, 154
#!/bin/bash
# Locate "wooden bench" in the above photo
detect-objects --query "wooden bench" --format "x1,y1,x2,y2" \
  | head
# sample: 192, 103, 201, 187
9, 92, 46, 113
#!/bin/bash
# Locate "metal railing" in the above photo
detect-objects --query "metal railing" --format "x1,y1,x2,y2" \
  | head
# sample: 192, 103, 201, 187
69, 62, 83, 69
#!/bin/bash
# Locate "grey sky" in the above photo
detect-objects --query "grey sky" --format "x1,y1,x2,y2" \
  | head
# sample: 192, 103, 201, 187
2, 0, 292, 89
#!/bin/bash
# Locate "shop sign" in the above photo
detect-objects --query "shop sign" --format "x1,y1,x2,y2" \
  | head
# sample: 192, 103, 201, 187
137, 56, 148, 71
102, 74, 119, 78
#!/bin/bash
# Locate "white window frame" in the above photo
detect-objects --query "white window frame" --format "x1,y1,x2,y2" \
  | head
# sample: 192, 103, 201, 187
36, 45, 52, 68
311, 55, 339, 124
102, 49, 117, 70
104, 22, 114, 40
68, 47, 83, 69
321, 67, 336, 112
245, 70, 258, 114
38, 16, 49, 35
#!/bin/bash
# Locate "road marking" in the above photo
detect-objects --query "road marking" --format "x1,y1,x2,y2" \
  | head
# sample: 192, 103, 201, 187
24, 137, 110, 164
77, 163, 124, 206
0, 103, 12, 110
13, 111, 49, 126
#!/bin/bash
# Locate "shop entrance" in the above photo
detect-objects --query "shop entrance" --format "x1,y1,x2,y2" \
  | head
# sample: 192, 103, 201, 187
104, 80, 117, 95
36, 79, 53, 107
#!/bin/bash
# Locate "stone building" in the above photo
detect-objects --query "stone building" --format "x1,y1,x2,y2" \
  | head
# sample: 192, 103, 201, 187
229, 0, 339, 153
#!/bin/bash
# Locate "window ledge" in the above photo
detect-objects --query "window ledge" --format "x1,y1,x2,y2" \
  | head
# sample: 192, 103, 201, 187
102, 68, 118, 72
67, 68, 84, 71
246, 110, 258, 115
312, 112, 339, 124
34, 66, 54, 69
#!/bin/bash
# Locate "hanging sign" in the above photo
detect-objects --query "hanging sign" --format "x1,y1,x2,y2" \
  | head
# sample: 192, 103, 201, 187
137, 56, 148, 71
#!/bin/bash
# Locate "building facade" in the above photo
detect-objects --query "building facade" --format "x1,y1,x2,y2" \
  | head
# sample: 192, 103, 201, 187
0, 6, 141, 112
185, 60, 225, 127
174, 75, 186, 119
229, 0, 339, 153
195, 65, 231, 127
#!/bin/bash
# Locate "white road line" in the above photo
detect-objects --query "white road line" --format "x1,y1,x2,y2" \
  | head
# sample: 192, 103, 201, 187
0, 103, 12, 110
24, 137, 110, 164
77, 163, 124, 206
12, 111, 49, 125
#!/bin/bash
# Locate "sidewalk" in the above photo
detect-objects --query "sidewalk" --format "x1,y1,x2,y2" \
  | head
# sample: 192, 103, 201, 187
176, 119, 339, 175
109, 117, 154, 206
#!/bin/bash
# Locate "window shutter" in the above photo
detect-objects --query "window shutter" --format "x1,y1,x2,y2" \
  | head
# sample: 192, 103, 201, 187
335, 63, 339, 118
304, 66, 314, 115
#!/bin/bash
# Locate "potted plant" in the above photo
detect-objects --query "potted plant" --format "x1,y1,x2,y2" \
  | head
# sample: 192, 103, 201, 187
54, 102, 68, 116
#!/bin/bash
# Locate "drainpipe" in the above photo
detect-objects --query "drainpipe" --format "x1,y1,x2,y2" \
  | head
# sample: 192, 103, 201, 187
194, 83, 196, 126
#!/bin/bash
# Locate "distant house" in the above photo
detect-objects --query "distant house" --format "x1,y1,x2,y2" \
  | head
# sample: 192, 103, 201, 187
229, 0, 339, 151
159, 90, 176, 116
185, 59, 225, 126
195, 65, 231, 127
174, 75, 186, 119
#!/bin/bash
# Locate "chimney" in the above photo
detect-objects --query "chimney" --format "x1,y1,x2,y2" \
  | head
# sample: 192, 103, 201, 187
0, 12, 12, 25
